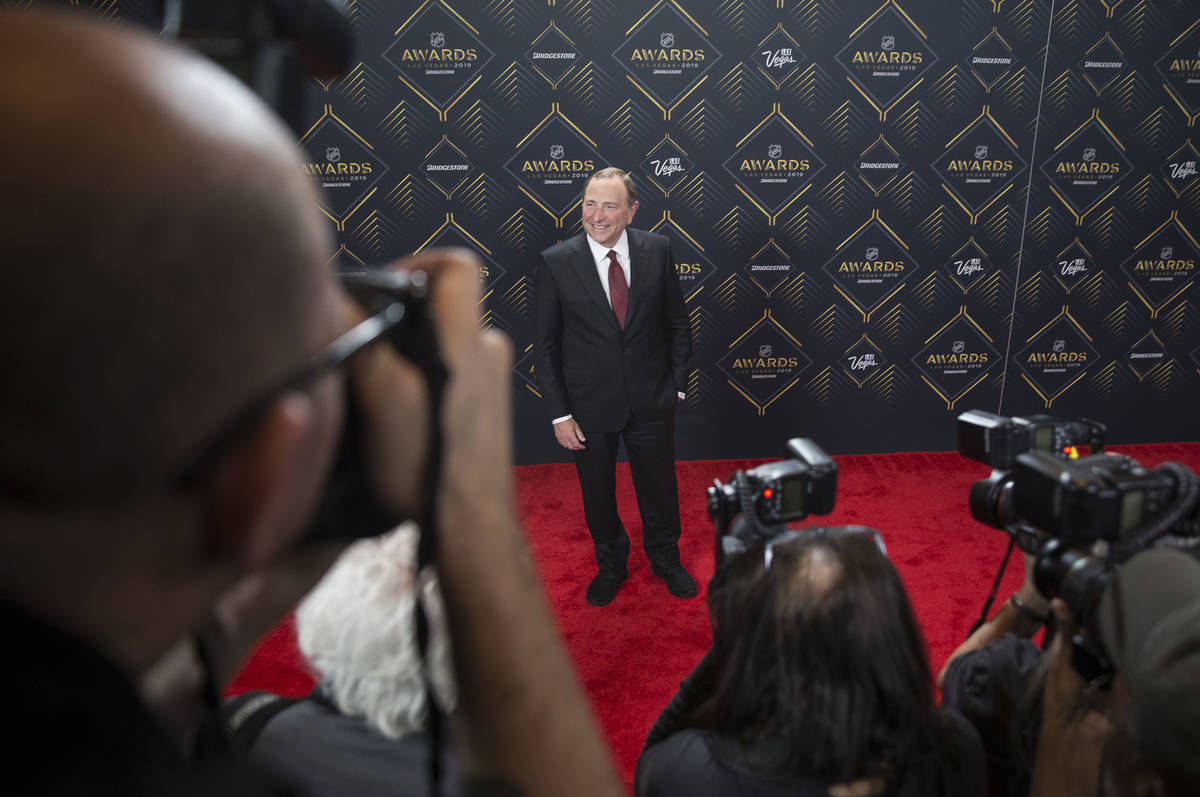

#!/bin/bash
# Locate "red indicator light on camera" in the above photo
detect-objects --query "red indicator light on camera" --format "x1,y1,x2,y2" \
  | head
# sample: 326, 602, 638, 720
762, 488, 774, 499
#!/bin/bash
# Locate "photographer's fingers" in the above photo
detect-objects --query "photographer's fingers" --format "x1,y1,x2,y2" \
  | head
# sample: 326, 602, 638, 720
1023, 552, 1037, 586
1018, 553, 1051, 610
387, 248, 519, 515
342, 248, 485, 517
340, 289, 430, 517
440, 329, 516, 523
399, 247, 486, 373
1043, 599, 1085, 720
1031, 599, 1108, 797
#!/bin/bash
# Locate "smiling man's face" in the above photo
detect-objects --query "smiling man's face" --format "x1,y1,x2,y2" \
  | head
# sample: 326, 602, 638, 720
581, 176, 638, 249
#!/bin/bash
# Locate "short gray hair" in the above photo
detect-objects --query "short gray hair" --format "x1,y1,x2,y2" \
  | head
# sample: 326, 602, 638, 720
585, 167, 637, 206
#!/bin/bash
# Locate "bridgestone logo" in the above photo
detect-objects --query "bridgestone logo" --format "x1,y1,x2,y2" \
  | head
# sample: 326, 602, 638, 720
427, 165, 470, 171
860, 162, 900, 169
532, 52, 575, 59
1129, 353, 1164, 359
1084, 61, 1122, 68
972, 57, 1012, 65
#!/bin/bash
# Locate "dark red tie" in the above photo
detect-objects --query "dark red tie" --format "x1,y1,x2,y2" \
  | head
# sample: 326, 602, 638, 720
607, 249, 628, 329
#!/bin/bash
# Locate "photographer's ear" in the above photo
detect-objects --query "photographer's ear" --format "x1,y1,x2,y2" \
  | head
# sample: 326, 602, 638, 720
199, 391, 320, 569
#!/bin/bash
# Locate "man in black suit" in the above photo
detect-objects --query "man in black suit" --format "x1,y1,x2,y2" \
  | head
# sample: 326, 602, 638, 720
535, 167, 697, 606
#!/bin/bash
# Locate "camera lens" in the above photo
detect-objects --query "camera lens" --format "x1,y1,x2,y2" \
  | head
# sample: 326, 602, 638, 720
1034, 539, 1110, 626
968, 473, 1015, 529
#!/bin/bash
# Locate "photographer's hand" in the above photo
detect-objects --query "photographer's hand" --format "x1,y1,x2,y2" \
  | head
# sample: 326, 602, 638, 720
1028, 599, 1112, 797
1015, 552, 1051, 617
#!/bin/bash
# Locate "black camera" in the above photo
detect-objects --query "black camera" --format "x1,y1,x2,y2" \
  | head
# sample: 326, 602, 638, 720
959, 409, 1106, 530
1008, 451, 1178, 551
1028, 537, 1118, 684
707, 438, 837, 566
957, 410, 1193, 557
300, 270, 445, 545
957, 409, 1105, 470
156, 0, 354, 134
958, 410, 1200, 683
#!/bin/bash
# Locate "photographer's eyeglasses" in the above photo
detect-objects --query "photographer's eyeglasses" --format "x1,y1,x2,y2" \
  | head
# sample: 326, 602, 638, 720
172, 270, 426, 488
762, 526, 888, 570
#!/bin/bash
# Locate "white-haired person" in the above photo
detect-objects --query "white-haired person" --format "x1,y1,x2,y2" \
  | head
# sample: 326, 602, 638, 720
220, 523, 460, 796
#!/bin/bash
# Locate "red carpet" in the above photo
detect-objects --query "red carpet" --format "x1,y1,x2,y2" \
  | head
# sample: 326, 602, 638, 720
226, 442, 1200, 790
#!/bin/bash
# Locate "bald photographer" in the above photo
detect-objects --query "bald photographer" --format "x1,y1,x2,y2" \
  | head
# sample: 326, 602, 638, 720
0, 8, 621, 796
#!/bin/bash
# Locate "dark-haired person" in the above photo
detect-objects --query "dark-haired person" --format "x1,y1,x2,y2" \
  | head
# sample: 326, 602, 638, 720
635, 529, 986, 797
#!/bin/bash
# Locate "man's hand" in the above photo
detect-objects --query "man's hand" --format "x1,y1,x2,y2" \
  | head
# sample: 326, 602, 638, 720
342, 247, 494, 518
554, 417, 586, 451
1016, 552, 1051, 614
1028, 599, 1113, 797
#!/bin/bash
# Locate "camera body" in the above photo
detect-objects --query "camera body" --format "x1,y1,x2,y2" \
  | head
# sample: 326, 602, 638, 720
958, 409, 1200, 684
707, 438, 837, 566
959, 409, 1107, 531
156, 0, 354, 133
302, 271, 444, 545
1012, 451, 1176, 548
957, 409, 1105, 470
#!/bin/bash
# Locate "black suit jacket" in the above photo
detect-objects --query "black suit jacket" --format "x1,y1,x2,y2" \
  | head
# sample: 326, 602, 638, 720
535, 228, 691, 434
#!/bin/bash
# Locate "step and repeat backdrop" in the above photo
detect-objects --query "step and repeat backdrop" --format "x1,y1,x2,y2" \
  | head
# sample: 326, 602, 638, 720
80, 1, 1200, 462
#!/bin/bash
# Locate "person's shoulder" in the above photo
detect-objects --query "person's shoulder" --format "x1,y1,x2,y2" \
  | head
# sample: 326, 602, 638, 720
942, 632, 1043, 711
629, 227, 670, 248
636, 729, 726, 797
540, 234, 584, 259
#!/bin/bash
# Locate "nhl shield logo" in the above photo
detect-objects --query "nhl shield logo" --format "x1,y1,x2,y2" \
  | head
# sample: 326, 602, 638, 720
759, 344, 773, 357
1083, 148, 1096, 162
975, 145, 988, 160
881, 35, 895, 51
952, 340, 965, 354
1053, 339, 1066, 353
661, 32, 674, 48
865, 247, 879, 261
768, 144, 782, 158
430, 32, 445, 48
326, 147, 341, 162
1162, 247, 1174, 259
550, 144, 564, 159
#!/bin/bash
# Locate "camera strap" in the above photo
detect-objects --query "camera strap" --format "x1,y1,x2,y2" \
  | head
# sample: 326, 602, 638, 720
967, 535, 1017, 637
411, 330, 449, 797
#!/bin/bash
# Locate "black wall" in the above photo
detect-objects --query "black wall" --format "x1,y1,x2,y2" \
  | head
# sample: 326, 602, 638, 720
106, 1, 1200, 462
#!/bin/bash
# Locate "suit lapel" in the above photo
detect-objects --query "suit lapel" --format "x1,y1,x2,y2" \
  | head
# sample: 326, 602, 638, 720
625, 228, 648, 328
568, 234, 620, 328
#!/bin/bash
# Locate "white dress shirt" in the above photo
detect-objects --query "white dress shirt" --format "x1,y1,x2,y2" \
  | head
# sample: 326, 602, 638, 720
585, 230, 632, 304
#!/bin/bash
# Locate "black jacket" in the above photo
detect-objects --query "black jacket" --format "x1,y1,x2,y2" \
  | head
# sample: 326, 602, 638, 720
535, 228, 691, 433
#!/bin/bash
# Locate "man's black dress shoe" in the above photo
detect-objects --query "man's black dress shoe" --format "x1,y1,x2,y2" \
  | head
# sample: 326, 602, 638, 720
586, 570, 627, 606
651, 564, 699, 598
